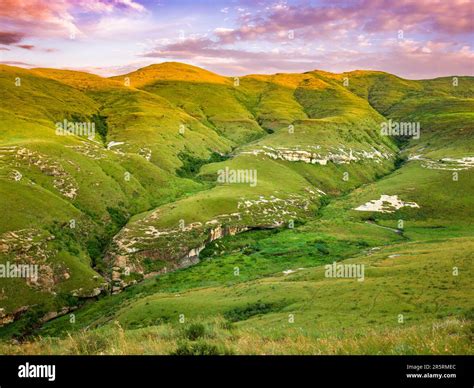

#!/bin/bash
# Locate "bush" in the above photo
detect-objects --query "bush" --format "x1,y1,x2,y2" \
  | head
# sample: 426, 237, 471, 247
106, 207, 128, 228
11, 306, 48, 339
91, 113, 108, 143
76, 332, 109, 355
315, 242, 330, 255
224, 302, 278, 322
56, 292, 79, 308
355, 240, 370, 248
319, 196, 330, 208
176, 152, 229, 179
182, 323, 207, 341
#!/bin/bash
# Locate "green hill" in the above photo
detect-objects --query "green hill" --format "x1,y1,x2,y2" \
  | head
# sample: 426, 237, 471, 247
0, 63, 472, 355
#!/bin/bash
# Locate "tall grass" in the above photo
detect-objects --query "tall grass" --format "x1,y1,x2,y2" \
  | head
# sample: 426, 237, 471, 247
0, 317, 470, 355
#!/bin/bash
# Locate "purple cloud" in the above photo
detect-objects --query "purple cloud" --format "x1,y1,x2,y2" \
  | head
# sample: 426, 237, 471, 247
0, 31, 25, 45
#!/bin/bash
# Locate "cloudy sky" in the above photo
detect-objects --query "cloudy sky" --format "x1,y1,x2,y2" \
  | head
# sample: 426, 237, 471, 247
0, 0, 472, 78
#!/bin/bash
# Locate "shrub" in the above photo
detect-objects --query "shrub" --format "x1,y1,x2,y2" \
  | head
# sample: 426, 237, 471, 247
75, 332, 109, 355
315, 242, 330, 255
224, 302, 279, 322
182, 323, 207, 341
176, 152, 229, 179
91, 113, 108, 143
106, 207, 128, 228
355, 240, 370, 248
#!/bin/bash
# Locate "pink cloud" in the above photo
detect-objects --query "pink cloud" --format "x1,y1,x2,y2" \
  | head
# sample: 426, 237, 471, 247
1, 0, 472, 79
0, 31, 25, 45
0, 60, 36, 67
361, 0, 473, 34
16, 44, 35, 50
217, 0, 473, 44
141, 35, 474, 79
0, 0, 147, 39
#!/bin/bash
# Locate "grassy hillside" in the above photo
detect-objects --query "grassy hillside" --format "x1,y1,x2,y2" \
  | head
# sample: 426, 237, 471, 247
103, 67, 400, 286
0, 63, 472, 355
21, 206, 473, 355
114, 63, 266, 145
0, 64, 224, 325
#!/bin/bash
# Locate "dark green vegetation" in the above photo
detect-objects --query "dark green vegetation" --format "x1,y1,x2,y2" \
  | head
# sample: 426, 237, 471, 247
0, 63, 472, 354
176, 151, 229, 180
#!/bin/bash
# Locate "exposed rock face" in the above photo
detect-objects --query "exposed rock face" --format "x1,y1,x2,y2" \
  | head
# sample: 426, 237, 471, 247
108, 188, 322, 273
0, 308, 8, 326
40, 307, 72, 324
106, 190, 320, 283
0, 306, 28, 327
0, 229, 65, 293
71, 287, 103, 298
180, 246, 204, 267
241, 145, 393, 165
209, 225, 223, 242
0, 227, 107, 326
0, 146, 78, 199
354, 194, 419, 213
65, 141, 108, 160
107, 217, 256, 291
408, 155, 474, 171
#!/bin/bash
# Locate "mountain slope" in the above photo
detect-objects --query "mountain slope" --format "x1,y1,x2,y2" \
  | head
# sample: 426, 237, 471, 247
104, 68, 400, 288
113, 62, 266, 144
0, 63, 472, 353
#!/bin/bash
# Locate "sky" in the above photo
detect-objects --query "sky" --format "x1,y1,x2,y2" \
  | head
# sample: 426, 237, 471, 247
0, 0, 473, 79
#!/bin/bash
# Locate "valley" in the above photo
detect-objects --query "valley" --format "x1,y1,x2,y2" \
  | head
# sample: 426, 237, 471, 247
0, 63, 472, 354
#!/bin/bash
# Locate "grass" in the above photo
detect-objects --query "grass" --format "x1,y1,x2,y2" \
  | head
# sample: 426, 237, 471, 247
1, 316, 471, 355
0, 62, 472, 355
